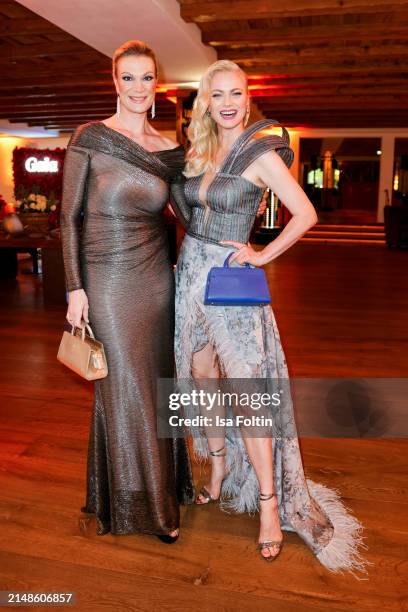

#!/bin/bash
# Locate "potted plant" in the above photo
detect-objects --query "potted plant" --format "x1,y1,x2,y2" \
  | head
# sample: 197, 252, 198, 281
14, 186, 59, 236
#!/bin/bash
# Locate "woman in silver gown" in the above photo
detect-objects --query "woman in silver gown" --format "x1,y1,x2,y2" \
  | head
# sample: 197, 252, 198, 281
60, 40, 194, 541
171, 60, 367, 572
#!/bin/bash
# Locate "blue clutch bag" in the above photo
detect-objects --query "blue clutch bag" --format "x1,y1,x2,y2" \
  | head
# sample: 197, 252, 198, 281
204, 253, 271, 306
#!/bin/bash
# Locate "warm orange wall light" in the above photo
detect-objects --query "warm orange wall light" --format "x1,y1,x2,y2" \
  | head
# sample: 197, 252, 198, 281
0, 136, 27, 200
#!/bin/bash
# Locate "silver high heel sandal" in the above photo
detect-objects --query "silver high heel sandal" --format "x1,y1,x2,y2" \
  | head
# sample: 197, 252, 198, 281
257, 492, 283, 562
196, 445, 227, 505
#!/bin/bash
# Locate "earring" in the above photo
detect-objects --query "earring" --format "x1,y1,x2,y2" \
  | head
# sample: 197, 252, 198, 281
244, 107, 250, 127
205, 109, 211, 118
116, 95, 120, 116
151, 98, 156, 119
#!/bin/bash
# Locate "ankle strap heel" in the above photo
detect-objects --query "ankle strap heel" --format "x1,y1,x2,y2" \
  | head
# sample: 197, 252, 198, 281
257, 491, 283, 562
195, 446, 227, 506
259, 492, 276, 501
209, 445, 226, 457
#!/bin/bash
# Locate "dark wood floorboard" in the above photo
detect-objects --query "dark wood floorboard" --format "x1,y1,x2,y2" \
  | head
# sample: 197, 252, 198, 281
0, 243, 407, 611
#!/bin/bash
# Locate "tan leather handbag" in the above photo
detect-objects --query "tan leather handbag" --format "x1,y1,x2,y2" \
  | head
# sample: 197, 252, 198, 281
57, 323, 108, 380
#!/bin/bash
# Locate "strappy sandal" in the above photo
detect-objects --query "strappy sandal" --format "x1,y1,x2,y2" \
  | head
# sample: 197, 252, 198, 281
195, 445, 227, 505
257, 492, 283, 562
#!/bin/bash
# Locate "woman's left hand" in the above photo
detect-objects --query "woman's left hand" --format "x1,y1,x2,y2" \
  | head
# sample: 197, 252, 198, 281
220, 241, 266, 267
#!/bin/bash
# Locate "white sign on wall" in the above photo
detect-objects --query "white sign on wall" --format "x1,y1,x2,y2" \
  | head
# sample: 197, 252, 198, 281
24, 156, 59, 173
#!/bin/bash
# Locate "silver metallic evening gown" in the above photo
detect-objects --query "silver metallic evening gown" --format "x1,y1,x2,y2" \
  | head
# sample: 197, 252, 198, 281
170, 119, 367, 574
60, 121, 195, 536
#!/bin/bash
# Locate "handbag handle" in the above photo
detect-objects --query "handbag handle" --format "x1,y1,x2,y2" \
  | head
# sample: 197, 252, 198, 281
70, 323, 95, 341
224, 252, 250, 268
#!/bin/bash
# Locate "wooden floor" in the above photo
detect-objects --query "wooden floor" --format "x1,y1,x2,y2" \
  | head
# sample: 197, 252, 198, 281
0, 243, 407, 611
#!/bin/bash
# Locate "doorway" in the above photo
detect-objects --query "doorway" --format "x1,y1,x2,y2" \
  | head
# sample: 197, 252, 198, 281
299, 137, 381, 225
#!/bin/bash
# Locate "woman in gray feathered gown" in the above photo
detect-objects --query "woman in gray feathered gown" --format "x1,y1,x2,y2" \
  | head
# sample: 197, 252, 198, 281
170, 59, 367, 573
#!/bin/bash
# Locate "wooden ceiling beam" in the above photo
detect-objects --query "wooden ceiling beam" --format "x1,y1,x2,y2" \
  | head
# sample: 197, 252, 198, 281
0, 70, 110, 83
240, 63, 407, 75
1, 41, 106, 59
267, 123, 408, 128
0, 91, 115, 103
249, 85, 408, 97
259, 116, 408, 122
268, 119, 408, 123
0, 101, 115, 111
256, 97, 407, 107
0, 85, 189, 99
271, 110, 408, 114
260, 107, 408, 113
0, 1, 31, 18
265, 115, 408, 122
247, 74, 408, 86
0, 54, 109, 69
261, 117, 408, 124
0, 17, 65, 36
277, 116, 408, 119
0, 77, 112, 90
274, 113, 408, 117
219, 44, 408, 64
273, 115, 408, 119
258, 101, 408, 114
179, 0, 408, 22
0, 60, 109, 71
2, 108, 116, 118
0, 110, 115, 120
258, 105, 408, 112
203, 21, 408, 46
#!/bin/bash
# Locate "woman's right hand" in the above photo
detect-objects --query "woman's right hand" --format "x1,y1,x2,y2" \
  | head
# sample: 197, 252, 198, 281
66, 289, 89, 328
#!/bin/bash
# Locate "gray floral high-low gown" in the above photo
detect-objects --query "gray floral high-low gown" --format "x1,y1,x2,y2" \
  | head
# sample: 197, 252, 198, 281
60, 121, 195, 536
170, 119, 367, 573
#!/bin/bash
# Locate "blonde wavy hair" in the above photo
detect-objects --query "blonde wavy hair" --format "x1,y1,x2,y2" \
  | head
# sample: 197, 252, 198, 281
184, 60, 248, 177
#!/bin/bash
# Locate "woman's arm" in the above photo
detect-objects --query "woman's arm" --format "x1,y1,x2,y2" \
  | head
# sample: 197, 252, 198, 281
60, 144, 91, 325
169, 173, 192, 230
224, 150, 317, 266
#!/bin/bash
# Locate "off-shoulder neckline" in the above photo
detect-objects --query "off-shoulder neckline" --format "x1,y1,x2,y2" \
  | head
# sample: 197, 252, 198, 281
93, 121, 184, 156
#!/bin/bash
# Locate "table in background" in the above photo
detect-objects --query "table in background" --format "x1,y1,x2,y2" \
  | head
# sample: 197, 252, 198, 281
0, 233, 66, 305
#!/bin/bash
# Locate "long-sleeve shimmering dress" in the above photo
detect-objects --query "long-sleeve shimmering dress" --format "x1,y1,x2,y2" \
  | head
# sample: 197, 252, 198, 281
60, 121, 195, 536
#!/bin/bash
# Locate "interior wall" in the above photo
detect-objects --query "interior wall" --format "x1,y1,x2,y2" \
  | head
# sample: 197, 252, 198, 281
0, 135, 72, 203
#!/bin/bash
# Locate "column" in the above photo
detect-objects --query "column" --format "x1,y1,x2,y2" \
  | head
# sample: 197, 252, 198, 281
288, 130, 300, 182
377, 135, 395, 223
